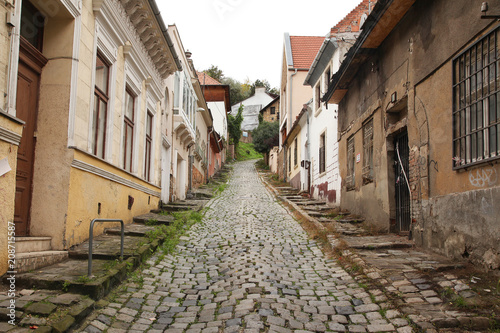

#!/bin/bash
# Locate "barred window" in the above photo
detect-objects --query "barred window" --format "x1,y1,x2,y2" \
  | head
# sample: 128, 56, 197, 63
346, 135, 355, 190
362, 119, 374, 183
453, 26, 500, 168
319, 133, 326, 174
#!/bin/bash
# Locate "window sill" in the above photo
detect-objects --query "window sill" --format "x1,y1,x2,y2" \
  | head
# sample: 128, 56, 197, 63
453, 155, 500, 171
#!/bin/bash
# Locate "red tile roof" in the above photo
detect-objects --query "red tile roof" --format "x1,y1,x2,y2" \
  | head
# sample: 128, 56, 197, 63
289, 36, 325, 70
197, 71, 222, 85
330, 0, 376, 35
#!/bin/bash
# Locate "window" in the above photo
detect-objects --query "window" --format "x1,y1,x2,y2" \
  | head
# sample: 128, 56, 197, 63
346, 136, 355, 190
21, 0, 45, 51
319, 133, 326, 174
173, 73, 180, 110
362, 119, 374, 183
123, 88, 135, 172
453, 26, 500, 168
144, 111, 153, 181
315, 84, 321, 111
92, 53, 109, 159
294, 138, 298, 166
288, 147, 291, 172
324, 68, 331, 91
271, 107, 276, 115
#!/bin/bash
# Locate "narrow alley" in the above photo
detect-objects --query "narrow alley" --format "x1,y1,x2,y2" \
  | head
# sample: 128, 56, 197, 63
78, 160, 411, 333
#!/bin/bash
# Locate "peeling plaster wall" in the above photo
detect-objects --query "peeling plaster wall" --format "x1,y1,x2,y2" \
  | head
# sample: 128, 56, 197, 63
337, 0, 499, 268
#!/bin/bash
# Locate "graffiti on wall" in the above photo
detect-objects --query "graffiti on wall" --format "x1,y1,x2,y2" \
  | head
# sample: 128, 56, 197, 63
469, 167, 497, 188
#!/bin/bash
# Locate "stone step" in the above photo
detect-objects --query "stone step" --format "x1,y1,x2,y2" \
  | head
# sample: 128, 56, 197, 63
105, 223, 158, 237
337, 217, 365, 224
133, 212, 174, 225
15, 251, 68, 274
13, 258, 137, 300
159, 200, 205, 212
15, 236, 52, 253
68, 234, 157, 260
344, 235, 414, 250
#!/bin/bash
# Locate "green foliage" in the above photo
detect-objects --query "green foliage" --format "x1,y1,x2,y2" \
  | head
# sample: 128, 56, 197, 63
203, 65, 224, 82
252, 121, 279, 156
236, 142, 262, 161
228, 104, 244, 146
156, 210, 204, 255
203, 65, 278, 105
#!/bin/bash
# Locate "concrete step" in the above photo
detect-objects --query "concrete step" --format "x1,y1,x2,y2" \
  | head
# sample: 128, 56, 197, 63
105, 223, 158, 237
15, 251, 68, 273
15, 236, 52, 253
68, 234, 157, 260
133, 212, 174, 225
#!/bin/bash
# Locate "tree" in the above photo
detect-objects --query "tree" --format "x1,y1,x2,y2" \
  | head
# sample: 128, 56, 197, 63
204, 65, 224, 82
227, 104, 244, 147
252, 121, 279, 163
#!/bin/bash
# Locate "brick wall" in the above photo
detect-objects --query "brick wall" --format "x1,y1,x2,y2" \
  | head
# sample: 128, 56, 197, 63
330, 0, 375, 35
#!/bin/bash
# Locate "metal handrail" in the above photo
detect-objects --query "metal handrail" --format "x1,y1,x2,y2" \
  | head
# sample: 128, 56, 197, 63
88, 219, 124, 277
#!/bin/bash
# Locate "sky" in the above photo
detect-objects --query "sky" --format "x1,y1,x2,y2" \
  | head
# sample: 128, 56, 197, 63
157, 0, 364, 89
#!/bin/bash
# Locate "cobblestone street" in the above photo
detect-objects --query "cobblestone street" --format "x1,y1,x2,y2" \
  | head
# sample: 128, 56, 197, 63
80, 160, 412, 333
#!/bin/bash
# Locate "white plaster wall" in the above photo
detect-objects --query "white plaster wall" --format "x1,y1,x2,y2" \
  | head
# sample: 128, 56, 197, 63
208, 101, 227, 139
309, 56, 341, 206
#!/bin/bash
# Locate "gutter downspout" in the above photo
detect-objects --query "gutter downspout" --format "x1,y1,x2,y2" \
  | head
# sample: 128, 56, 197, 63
147, 0, 182, 72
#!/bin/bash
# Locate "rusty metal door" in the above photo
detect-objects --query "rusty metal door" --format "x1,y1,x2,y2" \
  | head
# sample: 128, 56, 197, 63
394, 131, 411, 233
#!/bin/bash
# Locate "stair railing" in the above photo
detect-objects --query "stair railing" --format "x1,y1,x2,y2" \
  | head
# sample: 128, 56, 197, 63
88, 219, 124, 277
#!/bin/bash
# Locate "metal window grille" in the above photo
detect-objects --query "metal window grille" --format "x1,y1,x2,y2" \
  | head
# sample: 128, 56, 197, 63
346, 136, 355, 189
362, 119, 374, 183
453, 26, 500, 168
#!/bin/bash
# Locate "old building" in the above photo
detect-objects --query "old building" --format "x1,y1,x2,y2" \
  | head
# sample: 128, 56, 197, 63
304, 0, 373, 206
167, 26, 211, 199
197, 71, 230, 175
279, 34, 324, 182
0, 0, 181, 275
324, 0, 500, 269
260, 96, 280, 123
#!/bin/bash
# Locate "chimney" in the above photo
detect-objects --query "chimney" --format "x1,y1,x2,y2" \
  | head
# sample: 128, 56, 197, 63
255, 86, 267, 94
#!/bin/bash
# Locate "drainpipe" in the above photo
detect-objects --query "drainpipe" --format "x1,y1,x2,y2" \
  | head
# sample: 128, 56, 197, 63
306, 108, 311, 194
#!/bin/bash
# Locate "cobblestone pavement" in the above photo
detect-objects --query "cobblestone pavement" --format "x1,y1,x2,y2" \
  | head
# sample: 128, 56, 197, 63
79, 160, 414, 332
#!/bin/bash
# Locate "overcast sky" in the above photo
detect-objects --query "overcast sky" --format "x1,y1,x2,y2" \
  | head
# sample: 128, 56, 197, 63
158, 0, 364, 89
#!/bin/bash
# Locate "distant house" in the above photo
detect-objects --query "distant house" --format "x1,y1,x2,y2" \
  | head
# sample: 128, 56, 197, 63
260, 96, 280, 123
231, 87, 275, 143
324, 0, 500, 269
280, 34, 325, 184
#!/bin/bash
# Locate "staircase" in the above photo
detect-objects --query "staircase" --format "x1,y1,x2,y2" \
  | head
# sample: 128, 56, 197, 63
15, 237, 68, 273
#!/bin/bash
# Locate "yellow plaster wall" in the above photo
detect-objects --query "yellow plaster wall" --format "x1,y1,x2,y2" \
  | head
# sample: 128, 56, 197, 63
0, 117, 23, 275
29, 17, 75, 248
73, 0, 94, 150
66, 150, 160, 249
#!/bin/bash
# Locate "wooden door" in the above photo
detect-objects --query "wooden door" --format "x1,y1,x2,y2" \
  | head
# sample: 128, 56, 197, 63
14, 39, 46, 236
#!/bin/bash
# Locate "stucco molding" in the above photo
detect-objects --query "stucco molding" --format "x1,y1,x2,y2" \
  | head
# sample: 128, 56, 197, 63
0, 127, 22, 145
71, 159, 161, 197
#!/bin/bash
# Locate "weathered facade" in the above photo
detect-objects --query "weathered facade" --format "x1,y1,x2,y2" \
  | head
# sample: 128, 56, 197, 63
260, 96, 280, 123
304, 0, 373, 206
325, 0, 500, 269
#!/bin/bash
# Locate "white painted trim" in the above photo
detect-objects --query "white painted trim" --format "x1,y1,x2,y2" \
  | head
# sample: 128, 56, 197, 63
6, 0, 22, 116
67, 14, 82, 148
0, 127, 22, 145
71, 159, 160, 197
